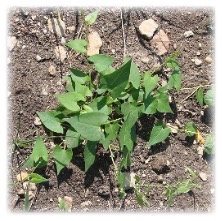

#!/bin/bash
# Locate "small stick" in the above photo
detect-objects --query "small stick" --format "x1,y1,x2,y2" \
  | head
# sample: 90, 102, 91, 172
120, 8, 126, 58
181, 86, 201, 103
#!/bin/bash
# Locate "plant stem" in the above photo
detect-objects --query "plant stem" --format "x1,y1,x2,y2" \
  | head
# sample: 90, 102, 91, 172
108, 145, 118, 178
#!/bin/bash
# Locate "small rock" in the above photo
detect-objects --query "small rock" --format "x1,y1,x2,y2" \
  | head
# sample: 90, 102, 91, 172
17, 189, 25, 197
48, 65, 57, 76
31, 15, 36, 20
141, 57, 150, 64
49, 198, 53, 202
62, 196, 73, 211
197, 145, 204, 156
8, 91, 11, 97
87, 30, 102, 56
157, 174, 164, 183
145, 159, 150, 164
54, 46, 67, 62
151, 156, 170, 174
36, 55, 42, 61
194, 58, 202, 66
61, 37, 66, 44
166, 123, 178, 134
199, 172, 208, 181
7, 57, 11, 64
184, 150, 188, 155
34, 117, 41, 126
22, 45, 26, 49
142, 173, 146, 178
196, 51, 201, 56
41, 88, 48, 96
139, 19, 158, 39
205, 56, 212, 64
16, 172, 29, 182
111, 49, 115, 54
67, 26, 75, 33
81, 200, 92, 207
184, 30, 194, 38
124, 172, 136, 190
43, 29, 47, 34
98, 185, 110, 197
175, 119, 183, 128
84, 188, 89, 197
198, 43, 202, 49
7, 36, 18, 51
150, 29, 170, 55
173, 43, 177, 49
210, 188, 215, 194
48, 18, 66, 37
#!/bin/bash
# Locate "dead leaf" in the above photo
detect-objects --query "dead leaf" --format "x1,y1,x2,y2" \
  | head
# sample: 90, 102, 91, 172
196, 130, 205, 145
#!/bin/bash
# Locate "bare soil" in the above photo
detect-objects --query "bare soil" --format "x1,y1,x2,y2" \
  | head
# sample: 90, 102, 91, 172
8, 7, 214, 212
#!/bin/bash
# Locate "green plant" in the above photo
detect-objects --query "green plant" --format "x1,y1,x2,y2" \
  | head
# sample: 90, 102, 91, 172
165, 167, 200, 207
204, 133, 214, 155
20, 10, 183, 207
196, 87, 214, 107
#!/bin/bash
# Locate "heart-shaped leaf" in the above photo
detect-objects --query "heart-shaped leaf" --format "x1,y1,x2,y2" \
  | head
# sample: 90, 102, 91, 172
85, 10, 99, 25
148, 121, 171, 147
37, 111, 64, 134
53, 145, 73, 175
65, 39, 87, 54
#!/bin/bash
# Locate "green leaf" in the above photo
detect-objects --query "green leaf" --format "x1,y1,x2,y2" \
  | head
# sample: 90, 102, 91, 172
103, 59, 132, 98
135, 192, 149, 208
166, 58, 180, 71
53, 145, 73, 175
165, 186, 175, 207
29, 173, 49, 184
143, 72, 158, 97
84, 141, 97, 172
204, 133, 214, 155
85, 10, 99, 25
176, 180, 191, 194
24, 136, 49, 168
37, 111, 64, 134
56, 92, 85, 112
65, 112, 108, 141
70, 68, 90, 84
88, 96, 111, 115
143, 95, 158, 114
88, 54, 115, 72
196, 87, 204, 106
156, 93, 173, 113
66, 129, 80, 148
120, 107, 138, 151
148, 121, 171, 147
204, 89, 214, 106
167, 70, 182, 91
120, 146, 131, 169
184, 122, 197, 137
102, 122, 119, 150
129, 61, 141, 89
65, 39, 87, 54
75, 83, 93, 97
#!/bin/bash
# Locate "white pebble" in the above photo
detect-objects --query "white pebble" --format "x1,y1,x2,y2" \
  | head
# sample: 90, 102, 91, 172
184, 31, 194, 38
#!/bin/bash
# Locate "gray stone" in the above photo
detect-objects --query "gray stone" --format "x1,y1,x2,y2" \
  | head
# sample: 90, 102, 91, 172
54, 46, 66, 62
205, 56, 212, 64
7, 36, 17, 51
194, 58, 202, 66
139, 19, 158, 39
81, 200, 92, 207
199, 172, 208, 181
34, 117, 42, 126
184, 31, 194, 38
36, 55, 42, 61
48, 65, 57, 76
124, 172, 136, 190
